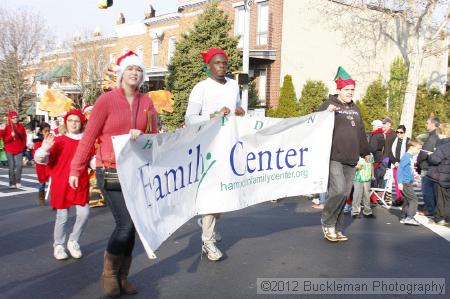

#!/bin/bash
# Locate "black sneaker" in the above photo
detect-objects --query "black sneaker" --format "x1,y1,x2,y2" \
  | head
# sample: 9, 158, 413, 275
351, 214, 360, 219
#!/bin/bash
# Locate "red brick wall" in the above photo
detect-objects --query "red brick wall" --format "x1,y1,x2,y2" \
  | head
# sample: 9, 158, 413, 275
218, 0, 283, 108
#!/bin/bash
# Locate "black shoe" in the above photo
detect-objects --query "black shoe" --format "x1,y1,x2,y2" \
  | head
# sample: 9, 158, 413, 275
392, 201, 403, 207
351, 214, 360, 219
363, 213, 376, 218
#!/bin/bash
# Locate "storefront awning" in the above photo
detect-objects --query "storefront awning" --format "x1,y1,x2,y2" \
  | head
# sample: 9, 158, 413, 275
35, 71, 53, 82
51, 64, 71, 78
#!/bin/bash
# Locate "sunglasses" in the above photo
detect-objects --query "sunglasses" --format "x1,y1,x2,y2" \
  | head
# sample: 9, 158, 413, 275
396, 131, 404, 134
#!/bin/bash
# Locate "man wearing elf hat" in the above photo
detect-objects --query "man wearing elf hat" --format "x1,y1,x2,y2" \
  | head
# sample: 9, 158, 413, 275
185, 47, 245, 261
317, 67, 371, 242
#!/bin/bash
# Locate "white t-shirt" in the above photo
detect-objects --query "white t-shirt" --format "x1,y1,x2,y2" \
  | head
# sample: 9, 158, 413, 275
185, 77, 241, 126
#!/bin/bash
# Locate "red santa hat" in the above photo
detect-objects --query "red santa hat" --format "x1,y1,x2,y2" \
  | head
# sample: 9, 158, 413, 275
114, 50, 146, 87
200, 48, 229, 63
7, 111, 18, 125
82, 105, 94, 120
64, 109, 86, 127
82, 105, 93, 114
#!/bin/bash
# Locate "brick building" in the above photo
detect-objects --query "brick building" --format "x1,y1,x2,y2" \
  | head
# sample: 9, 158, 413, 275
31, 0, 283, 113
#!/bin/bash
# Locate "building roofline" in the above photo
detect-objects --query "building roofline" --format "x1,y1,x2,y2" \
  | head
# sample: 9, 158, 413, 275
177, 0, 209, 11
144, 12, 181, 24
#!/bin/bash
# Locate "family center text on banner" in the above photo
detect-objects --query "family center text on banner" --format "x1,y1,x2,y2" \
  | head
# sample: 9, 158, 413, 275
113, 111, 334, 258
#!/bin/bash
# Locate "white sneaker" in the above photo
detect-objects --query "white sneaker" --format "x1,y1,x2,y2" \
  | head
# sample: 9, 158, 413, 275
202, 242, 223, 261
67, 240, 82, 258
403, 217, 420, 226
9, 185, 16, 189
435, 219, 447, 226
400, 217, 407, 224
16, 183, 21, 189
54, 245, 69, 260
322, 225, 338, 242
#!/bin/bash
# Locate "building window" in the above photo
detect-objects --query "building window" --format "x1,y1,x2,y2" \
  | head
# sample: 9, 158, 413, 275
234, 5, 245, 48
167, 37, 177, 64
136, 46, 144, 59
151, 39, 159, 67
256, 1, 268, 45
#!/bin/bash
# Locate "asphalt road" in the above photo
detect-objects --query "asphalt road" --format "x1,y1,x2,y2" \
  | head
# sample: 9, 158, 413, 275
1, 167, 449, 299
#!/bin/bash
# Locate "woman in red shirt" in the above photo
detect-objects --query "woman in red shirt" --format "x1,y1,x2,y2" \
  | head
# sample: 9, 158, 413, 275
0, 111, 27, 188
70, 51, 158, 297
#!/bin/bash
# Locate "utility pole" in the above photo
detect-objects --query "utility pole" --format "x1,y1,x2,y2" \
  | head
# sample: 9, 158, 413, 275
242, 0, 253, 113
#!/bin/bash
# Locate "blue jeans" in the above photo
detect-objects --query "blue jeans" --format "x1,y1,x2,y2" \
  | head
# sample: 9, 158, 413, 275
322, 161, 356, 231
96, 168, 135, 256
421, 174, 436, 213
6, 152, 23, 186
38, 182, 46, 192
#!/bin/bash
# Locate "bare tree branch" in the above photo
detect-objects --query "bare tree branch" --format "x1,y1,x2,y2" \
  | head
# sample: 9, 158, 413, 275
0, 7, 48, 118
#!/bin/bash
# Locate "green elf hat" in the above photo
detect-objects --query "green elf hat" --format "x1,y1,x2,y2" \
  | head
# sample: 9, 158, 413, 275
334, 66, 356, 89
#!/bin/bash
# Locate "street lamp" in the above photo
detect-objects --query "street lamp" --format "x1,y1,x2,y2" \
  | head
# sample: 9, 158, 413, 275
241, 0, 253, 113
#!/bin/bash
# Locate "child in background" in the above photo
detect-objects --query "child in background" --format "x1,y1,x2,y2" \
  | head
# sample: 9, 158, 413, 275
32, 122, 51, 206
351, 155, 375, 218
0, 138, 7, 166
35, 110, 93, 260
398, 140, 423, 226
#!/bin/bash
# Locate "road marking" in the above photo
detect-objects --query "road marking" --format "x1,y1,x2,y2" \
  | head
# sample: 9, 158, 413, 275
0, 180, 38, 197
0, 172, 40, 197
416, 215, 450, 242
23, 173, 38, 178
0, 175, 39, 184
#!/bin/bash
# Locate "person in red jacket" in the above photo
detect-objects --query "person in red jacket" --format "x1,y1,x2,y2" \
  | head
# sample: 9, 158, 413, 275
0, 111, 27, 188
35, 109, 93, 261
70, 50, 158, 297
32, 122, 51, 206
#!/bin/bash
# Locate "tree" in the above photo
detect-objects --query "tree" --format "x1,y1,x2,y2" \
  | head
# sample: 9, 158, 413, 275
387, 57, 408, 126
266, 75, 299, 118
71, 33, 109, 107
413, 83, 449, 135
297, 80, 328, 116
321, 0, 449, 137
360, 76, 388, 123
0, 8, 48, 117
355, 100, 370, 130
247, 78, 261, 109
163, 2, 241, 130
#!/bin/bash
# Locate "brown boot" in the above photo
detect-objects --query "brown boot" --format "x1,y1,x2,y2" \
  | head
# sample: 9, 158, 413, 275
101, 252, 122, 298
119, 255, 138, 295
38, 191, 45, 207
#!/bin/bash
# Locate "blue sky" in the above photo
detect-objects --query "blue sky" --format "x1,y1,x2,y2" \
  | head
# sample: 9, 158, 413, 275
1, 0, 178, 40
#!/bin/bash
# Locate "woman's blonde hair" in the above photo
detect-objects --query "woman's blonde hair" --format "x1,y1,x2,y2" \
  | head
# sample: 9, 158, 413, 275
407, 139, 422, 148
436, 123, 450, 138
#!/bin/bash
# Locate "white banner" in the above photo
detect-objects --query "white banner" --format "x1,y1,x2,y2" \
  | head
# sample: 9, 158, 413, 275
113, 111, 334, 258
